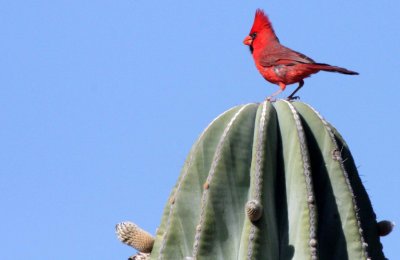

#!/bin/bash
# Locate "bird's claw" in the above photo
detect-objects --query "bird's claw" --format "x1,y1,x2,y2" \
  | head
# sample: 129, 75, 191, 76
286, 95, 300, 101
265, 96, 277, 102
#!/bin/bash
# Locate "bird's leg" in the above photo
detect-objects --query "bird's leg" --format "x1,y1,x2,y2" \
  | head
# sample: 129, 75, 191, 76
266, 89, 282, 101
287, 80, 304, 100
266, 83, 286, 101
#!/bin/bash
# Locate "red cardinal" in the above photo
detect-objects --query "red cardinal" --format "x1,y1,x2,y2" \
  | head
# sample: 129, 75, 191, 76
243, 9, 358, 99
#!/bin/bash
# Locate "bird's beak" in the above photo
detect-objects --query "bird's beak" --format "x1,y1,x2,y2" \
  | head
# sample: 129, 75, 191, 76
243, 35, 253, 46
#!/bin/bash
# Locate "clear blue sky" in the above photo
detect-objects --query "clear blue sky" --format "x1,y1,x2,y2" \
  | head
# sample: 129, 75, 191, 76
1, 1, 398, 259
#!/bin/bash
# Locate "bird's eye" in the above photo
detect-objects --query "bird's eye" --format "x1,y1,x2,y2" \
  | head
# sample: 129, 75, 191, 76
250, 33, 257, 39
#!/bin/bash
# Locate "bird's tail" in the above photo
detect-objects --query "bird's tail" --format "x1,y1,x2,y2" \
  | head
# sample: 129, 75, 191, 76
310, 63, 359, 75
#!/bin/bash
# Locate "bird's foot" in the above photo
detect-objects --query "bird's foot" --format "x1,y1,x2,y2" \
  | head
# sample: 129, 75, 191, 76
265, 96, 277, 102
286, 95, 300, 101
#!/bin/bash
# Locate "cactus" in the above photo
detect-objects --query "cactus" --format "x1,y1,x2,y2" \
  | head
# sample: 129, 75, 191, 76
117, 100, 389, 259
116, 222, 155, 253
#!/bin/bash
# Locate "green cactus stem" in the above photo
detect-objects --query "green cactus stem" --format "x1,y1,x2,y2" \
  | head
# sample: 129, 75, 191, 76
118, 100, 387, 260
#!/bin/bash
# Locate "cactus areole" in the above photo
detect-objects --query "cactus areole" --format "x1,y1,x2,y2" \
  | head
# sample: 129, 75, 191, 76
122, 101, 386, 259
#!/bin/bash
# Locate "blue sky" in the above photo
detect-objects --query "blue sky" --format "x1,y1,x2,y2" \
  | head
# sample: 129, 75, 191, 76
1, 1, 398, 259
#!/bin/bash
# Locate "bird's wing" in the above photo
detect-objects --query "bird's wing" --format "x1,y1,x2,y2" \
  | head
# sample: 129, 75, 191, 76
259, 46, 315, 67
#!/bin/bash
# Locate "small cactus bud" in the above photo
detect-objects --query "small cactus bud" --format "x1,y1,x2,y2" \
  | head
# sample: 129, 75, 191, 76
377, 220, 395, 236
332, 149, 341, 160
116, 221, 155, 253
245, 200, 263, 222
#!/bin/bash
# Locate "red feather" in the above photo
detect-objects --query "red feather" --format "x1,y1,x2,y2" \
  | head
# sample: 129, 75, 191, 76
249, 9, 277, 41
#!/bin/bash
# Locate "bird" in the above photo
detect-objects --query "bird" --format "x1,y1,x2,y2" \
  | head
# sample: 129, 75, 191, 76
243, 9, 358, 100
